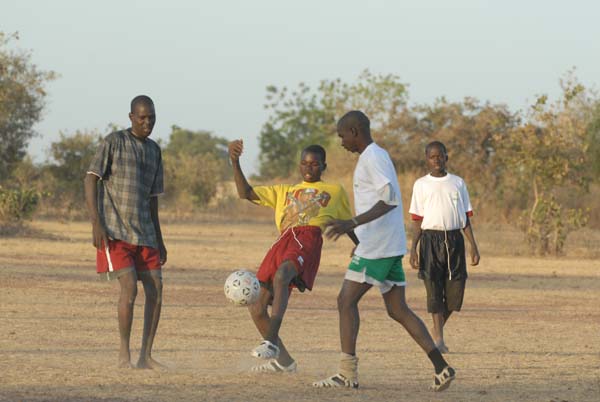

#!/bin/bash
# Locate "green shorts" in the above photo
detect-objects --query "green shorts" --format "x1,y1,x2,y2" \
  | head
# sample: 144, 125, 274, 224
345, 255, 406, 294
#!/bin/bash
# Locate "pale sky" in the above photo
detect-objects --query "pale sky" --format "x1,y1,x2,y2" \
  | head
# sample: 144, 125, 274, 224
4, 0, 599, 174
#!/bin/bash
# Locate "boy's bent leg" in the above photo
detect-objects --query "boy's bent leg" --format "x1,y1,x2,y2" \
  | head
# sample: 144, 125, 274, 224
248, 287, 294, 366
383, 285, 455, 390
383, 285, 437, 354
252, 261, 297, 359
137, 270, 164, 369
264, 261, 297, 344
117, 269, 137, 368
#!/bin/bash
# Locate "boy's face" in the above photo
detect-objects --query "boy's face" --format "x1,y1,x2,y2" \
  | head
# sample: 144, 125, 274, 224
299, 151, 325, 183
129, 103, 156, 138
426, 145, 448, 176
337, 126, 359, 153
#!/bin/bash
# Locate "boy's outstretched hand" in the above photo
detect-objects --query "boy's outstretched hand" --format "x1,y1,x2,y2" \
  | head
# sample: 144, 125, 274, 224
324, 219, 355, 241
228, 139, 244, 162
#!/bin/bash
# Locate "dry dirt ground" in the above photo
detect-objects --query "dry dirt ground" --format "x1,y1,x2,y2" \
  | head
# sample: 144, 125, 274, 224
1, 220, 599, 402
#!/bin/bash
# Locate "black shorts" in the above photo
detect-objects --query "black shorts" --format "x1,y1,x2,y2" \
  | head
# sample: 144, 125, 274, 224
419, 229, 467, 313
418, 229, 467, 282
423, 278, 466, 313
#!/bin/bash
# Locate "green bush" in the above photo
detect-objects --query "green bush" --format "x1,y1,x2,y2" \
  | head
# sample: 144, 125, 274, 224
0, 185, 41, 223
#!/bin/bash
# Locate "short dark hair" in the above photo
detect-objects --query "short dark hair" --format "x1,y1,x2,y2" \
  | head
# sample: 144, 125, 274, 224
337, 110, 370, 134
130, 95, 154, 113
302, 144, 326, 163
425, 141, 447, 155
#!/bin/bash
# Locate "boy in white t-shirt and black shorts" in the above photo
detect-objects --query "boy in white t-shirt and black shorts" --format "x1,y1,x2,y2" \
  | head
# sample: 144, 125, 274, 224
409, 141, 480, 354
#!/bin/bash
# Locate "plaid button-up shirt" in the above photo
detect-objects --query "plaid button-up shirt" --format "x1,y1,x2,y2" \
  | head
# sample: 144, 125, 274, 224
87, 129, 164, 248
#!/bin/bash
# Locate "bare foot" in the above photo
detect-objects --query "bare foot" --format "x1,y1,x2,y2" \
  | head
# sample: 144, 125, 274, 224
118, 358, 134, 369
119, 350, 133, 368
435, 341, 449, 354
136, 356, 167, 370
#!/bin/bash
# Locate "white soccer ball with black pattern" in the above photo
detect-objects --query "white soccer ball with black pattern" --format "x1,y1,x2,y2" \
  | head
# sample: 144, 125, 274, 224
224, 270, 260, 306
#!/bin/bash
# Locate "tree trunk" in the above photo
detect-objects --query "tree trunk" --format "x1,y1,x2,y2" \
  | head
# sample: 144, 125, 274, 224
528, 175, 539, 237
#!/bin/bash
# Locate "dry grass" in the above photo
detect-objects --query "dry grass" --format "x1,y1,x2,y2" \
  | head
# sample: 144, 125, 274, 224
1, 219, 599, 402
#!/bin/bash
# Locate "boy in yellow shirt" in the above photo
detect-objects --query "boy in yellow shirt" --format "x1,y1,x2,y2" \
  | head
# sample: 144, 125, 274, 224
228, 140, 355, 373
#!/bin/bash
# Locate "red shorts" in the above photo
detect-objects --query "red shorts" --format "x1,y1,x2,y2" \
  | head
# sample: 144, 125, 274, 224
97, 240, 161, 276
257, 226, 322, 291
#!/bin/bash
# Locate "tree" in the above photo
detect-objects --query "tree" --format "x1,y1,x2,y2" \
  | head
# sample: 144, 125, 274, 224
47, 130, 102, 209
382, 97, 518, 217
496, 75, 592, 255
164, 125, 229, 161
258, 70, 408, 178
586, 100, 600, 178
163, 152, 223, 210
162, 126, 230, 209
259, 83, 336, 178
0, 32, 56, 179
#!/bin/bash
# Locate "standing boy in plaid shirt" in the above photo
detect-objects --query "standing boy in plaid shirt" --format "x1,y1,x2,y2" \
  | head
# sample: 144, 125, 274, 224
84, 95, 167, 369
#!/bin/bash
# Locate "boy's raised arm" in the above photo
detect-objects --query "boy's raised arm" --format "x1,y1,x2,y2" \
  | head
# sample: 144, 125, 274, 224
228, 139, 259, 201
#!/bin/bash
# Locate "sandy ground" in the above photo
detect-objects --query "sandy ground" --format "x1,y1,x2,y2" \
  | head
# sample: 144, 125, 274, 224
1, 220, 599, 402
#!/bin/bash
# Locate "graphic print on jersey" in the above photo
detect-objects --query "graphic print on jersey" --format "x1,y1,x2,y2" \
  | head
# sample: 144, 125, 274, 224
280, 188, 331, 231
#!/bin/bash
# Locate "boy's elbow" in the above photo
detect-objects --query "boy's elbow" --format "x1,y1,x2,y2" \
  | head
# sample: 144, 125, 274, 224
85, 173, 99, 183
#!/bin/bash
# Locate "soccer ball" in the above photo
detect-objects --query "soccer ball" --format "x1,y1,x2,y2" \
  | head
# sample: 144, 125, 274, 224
224, 270, 260, 306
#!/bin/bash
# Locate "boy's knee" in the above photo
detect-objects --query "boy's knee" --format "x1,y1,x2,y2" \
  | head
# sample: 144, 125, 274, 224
273, 263, 296, 288
147, 279, 163, 304
386, 302, 409, 322
121, 277, 137, 291
121, 285, 137, 304
148, 288, 162, 304
386, 307, 402, 322
119, 272, 137, 294
337, 293, 354, 312
248, 300, 268, 318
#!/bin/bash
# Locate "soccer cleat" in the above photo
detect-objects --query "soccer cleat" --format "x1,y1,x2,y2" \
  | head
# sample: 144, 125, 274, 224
250, 359, 297, 373
312, 373, 359, 388
251, 340, 280, 359
431, 366, 455, 392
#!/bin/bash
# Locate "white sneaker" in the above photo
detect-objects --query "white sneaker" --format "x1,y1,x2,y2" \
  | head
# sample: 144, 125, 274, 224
250, 359, 297, 373
312, 373, 358, 389
431, 366, 455, 392
251, 340, 280, 359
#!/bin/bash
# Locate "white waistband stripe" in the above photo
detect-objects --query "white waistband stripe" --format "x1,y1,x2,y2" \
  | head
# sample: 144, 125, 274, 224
104, 245, 114, 272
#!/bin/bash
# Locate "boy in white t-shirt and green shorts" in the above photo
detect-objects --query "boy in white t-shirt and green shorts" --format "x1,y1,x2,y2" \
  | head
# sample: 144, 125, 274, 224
313, 111, 455, 393
409, 141, 480, 353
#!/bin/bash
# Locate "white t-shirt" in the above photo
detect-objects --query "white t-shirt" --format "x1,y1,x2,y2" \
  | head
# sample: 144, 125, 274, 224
409, 173, 473, 231
353, 143, 407, 259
